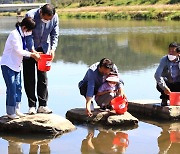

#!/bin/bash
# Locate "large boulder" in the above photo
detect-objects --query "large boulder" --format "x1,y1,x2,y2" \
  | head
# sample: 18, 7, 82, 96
0, 114, 76, 136
128, 100, 180, 120
66, 108, 138, 126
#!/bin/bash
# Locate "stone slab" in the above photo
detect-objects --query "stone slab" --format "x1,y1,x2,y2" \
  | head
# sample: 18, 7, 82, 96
128, 100, 180, 120
0, 114, 76, 136
66, 108, 138, 126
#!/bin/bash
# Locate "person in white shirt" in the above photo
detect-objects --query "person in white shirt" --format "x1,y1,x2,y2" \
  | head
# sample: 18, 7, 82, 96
0, 17, 40, 119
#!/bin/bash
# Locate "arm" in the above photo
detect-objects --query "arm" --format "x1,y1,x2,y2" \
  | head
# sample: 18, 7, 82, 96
86, 97, 93, 117
85, 70, 95, 117
96, 90, 112, 96
11, 32, 40, 61
96, 83, 113, 96
116, 86, 126, 98
154, 57, 170, 92
25, 13, 35, 52
25, 35, 35, 52
50, 14, 59, 60
11, 32, 31, 57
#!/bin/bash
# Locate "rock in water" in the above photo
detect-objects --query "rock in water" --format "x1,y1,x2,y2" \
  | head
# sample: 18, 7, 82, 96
0, 114, 76, 135
66, 108, 138, 126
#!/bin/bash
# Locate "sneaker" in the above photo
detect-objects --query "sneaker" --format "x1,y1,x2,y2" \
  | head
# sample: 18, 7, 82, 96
161, 99, 168, 106
37, 106, 52, 114
7, 114, 19, 119
29, 107, 36, 115
16, 109, 26, 117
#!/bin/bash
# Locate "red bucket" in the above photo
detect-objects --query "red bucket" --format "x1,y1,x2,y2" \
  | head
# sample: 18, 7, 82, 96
170, 92, 180, 106
38, 54, 52, 72
110, 96, 128, 114
170, 131, 180, 143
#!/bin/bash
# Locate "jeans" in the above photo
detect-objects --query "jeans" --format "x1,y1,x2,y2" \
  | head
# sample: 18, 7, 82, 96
23, 57, 48, 108
1, 65, 22, 115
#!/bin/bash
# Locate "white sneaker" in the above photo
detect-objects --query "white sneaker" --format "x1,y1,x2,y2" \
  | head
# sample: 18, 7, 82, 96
37, 106, 52, 114
29, 107, 37, 115
7, 114, 19, 119
16, 109, 26, 117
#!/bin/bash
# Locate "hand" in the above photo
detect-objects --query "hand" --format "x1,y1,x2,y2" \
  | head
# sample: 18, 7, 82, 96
31, 53, 40, 61
108, 90, 114, 93
50, 50, 55, 60
164, 88, 171, 95
86, 107, 93, 117
86, 97, 93, 117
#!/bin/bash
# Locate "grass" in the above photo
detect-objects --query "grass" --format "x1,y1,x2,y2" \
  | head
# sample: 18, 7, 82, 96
0, 3, 179, 21
57, 4, 180, 20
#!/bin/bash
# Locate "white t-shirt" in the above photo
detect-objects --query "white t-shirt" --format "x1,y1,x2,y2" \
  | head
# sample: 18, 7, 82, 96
0, 27, 31, 72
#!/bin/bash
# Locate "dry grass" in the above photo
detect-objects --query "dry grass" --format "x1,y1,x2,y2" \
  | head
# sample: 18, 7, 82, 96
57, 4, 180, 13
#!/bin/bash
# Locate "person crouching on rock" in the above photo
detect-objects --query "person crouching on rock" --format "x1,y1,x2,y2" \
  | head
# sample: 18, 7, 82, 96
95, 73, 126, 111
78, 58, 125, 117
0, 17, 40, 119
154, 42, 180, 106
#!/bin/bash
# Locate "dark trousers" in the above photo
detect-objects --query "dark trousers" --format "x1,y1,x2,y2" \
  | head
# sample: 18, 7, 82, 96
156, 82, 180, 100
78, 81, 97, 98
23, 57, 48, 107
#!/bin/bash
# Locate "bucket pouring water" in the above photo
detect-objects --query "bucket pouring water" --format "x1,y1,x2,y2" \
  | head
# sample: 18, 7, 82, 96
170, 92, 180, 106
110, 96, 128, 114
38, 54, 52, 72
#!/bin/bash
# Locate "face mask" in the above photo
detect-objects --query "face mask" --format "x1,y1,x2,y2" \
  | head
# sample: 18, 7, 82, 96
24, 31, 32, 36
168, 54, 177, 61
108, 82, 116, 87
41, 18, 49, 24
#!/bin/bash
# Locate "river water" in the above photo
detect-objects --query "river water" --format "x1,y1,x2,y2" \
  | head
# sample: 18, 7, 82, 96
0, 16, 179, 154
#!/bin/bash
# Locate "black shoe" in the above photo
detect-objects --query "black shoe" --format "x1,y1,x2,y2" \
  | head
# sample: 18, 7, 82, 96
161, 99, 168, 106
99, 106, 110, 112
106, 105, 113, 110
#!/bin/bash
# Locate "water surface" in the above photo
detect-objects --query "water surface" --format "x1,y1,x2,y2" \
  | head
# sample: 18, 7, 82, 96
0, 17, 180, 154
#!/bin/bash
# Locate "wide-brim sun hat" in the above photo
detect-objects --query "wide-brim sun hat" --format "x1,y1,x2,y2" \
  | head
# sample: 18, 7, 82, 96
106, 75, 119, 82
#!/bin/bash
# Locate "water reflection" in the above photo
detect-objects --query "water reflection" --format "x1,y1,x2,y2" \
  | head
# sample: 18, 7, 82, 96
1, 133, 55, 154
0, 17, 180, 72
8, 142, 50, 154
158, 122, 180, 154
81, 126, 129, 154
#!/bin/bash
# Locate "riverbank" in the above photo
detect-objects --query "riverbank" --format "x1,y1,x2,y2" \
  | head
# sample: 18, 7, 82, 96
0, 4, 179, 20
57, 5, 180, 20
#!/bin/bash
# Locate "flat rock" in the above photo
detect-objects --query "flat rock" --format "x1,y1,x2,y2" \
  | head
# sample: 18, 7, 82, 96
0, 114, 76, 136
128, 100, 180, 120
66, 108, 138, 126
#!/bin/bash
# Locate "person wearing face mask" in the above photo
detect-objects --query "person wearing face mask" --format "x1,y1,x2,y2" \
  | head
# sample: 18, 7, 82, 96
23, 4, 59, 114
0, 17, 40, 119
78, 58, 125, 117
95, 73, 125, 111
154, 42, 180, 106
